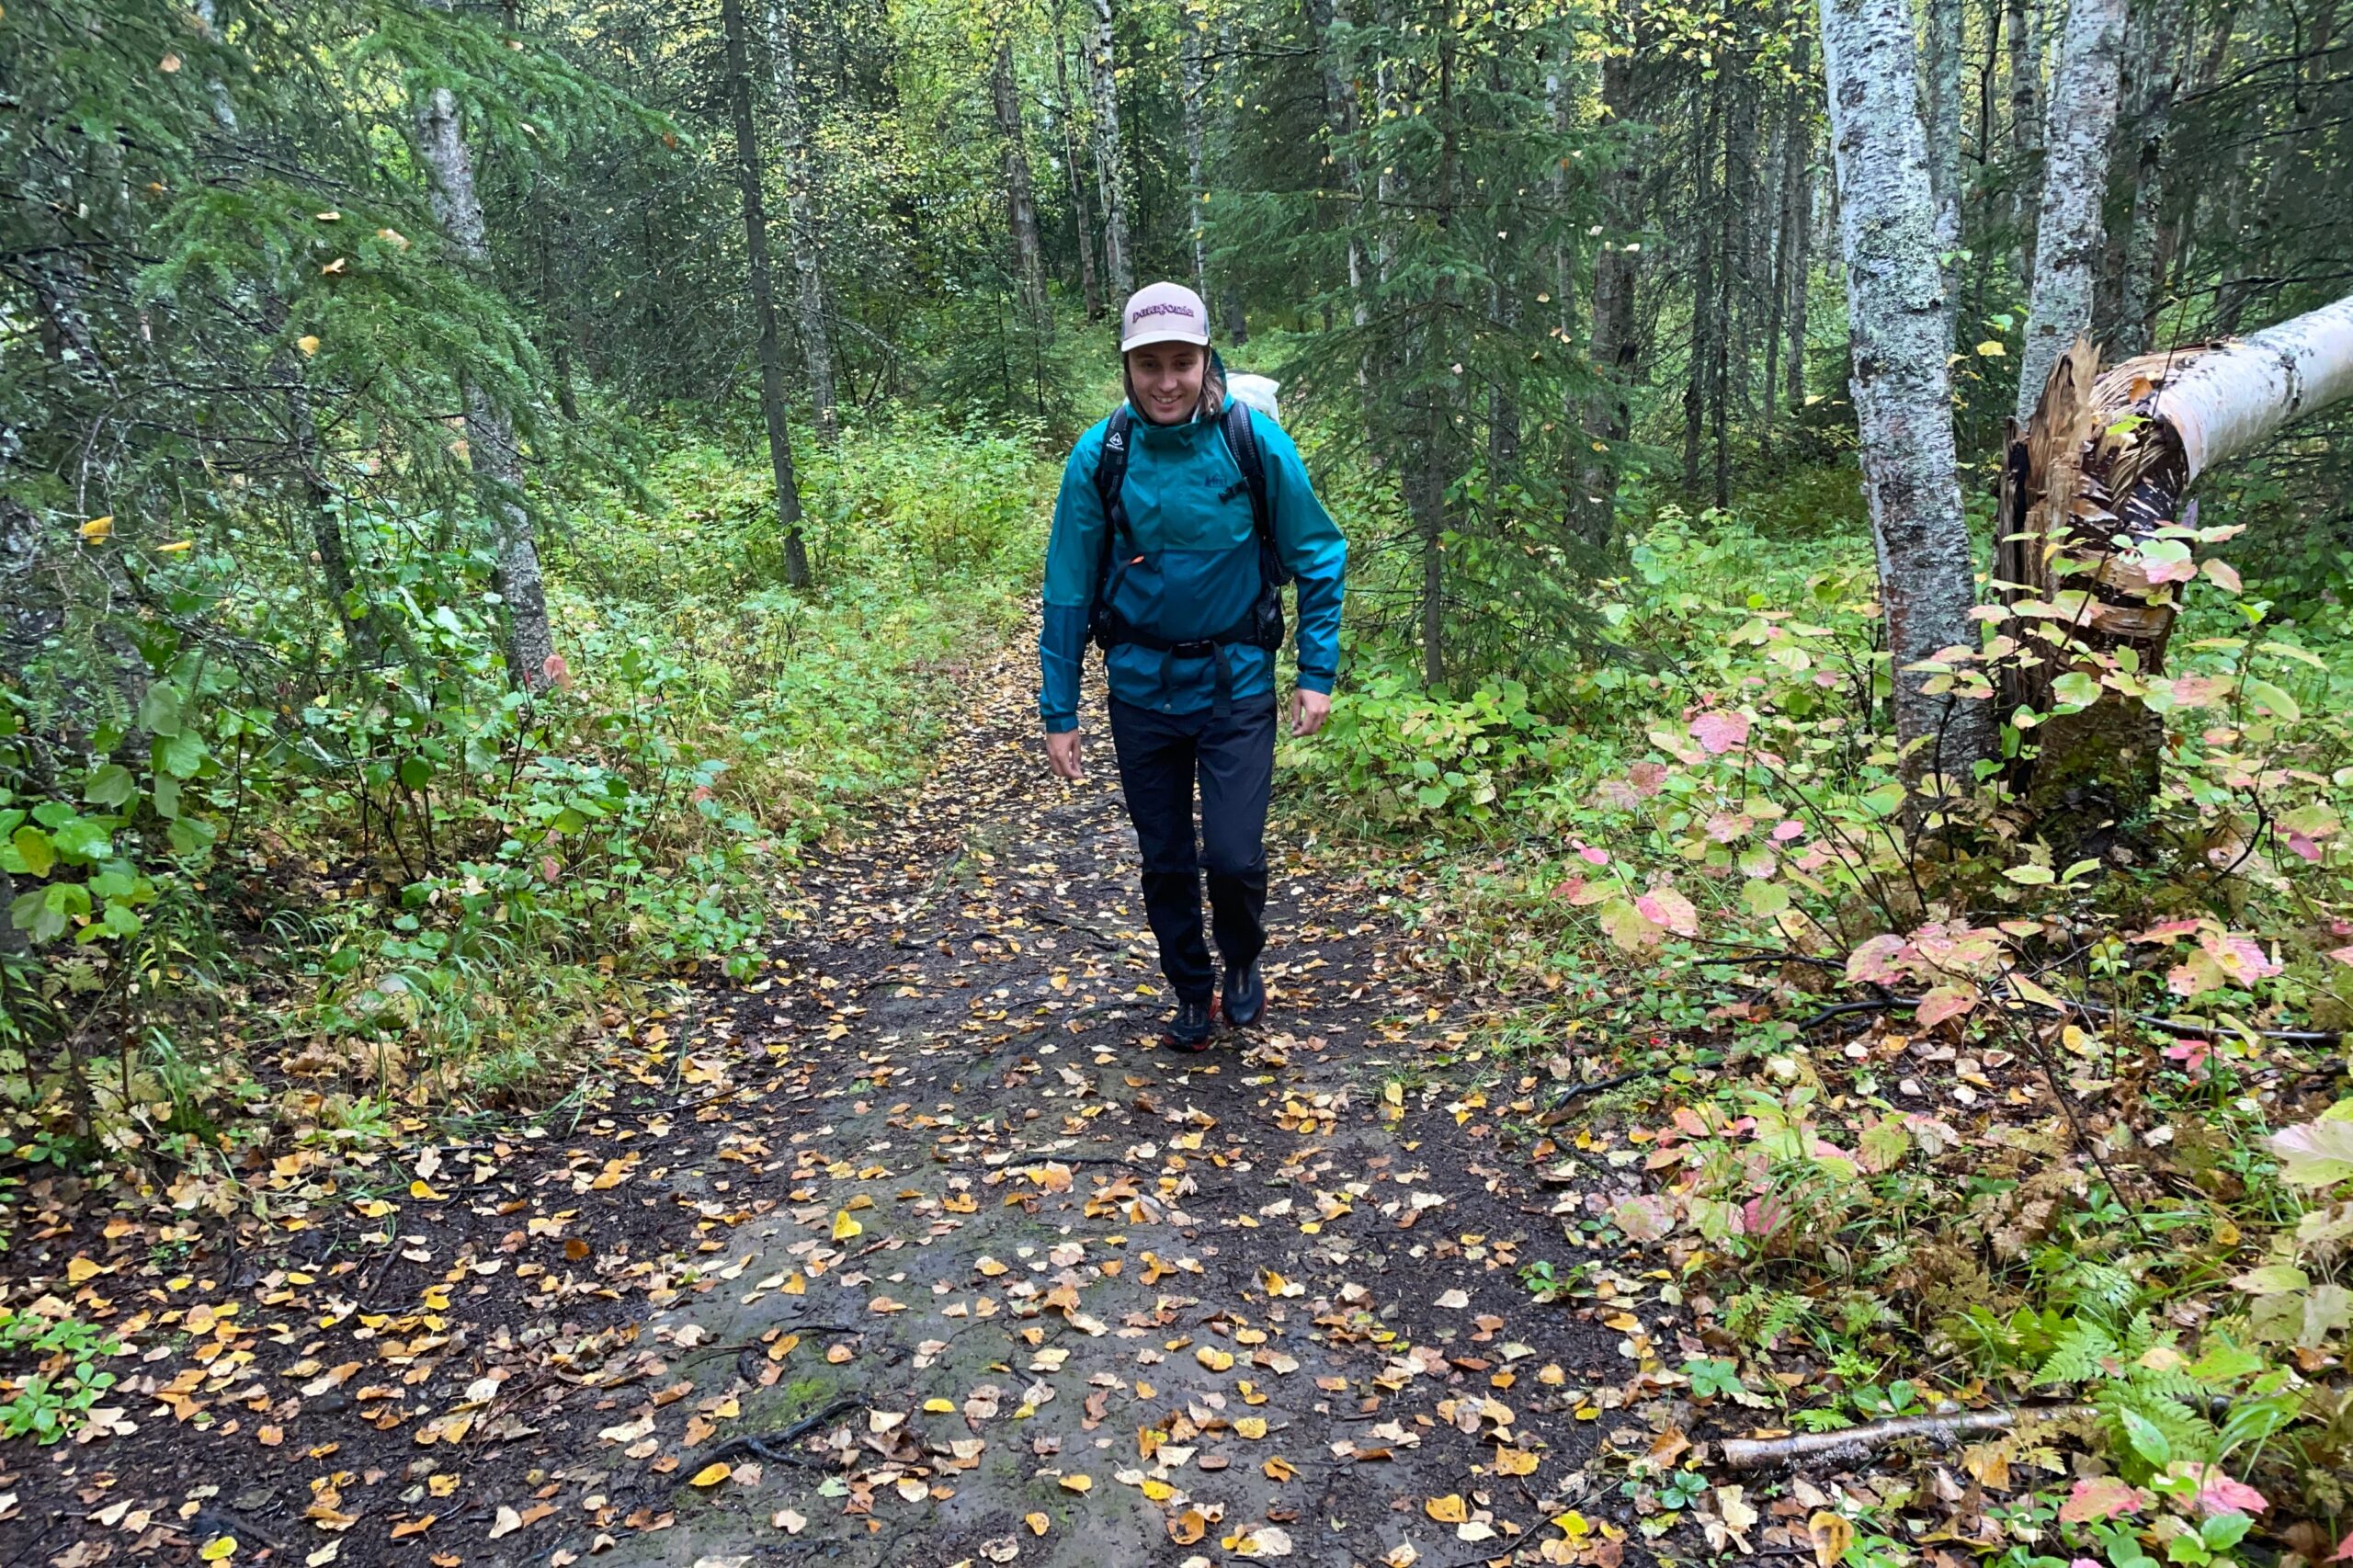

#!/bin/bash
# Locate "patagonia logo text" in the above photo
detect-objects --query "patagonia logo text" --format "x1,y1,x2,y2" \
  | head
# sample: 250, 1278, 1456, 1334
1130, 301, 1197, 324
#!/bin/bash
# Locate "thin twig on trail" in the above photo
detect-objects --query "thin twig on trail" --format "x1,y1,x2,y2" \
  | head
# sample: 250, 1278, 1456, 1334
684, 1394, 872, 1477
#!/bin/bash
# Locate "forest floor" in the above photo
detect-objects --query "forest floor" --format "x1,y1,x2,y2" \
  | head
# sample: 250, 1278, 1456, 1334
3, 647, 1717, 1568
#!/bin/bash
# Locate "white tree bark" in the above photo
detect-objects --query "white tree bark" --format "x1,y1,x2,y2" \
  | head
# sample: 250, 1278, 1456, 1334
1818, 0, 1995, 780
1181, 21, 1211, 306
2148, 294, 2353, 480
767, 0, 837, 445
2014, 0, 2127, 422
991, 42, 1049, 320
409, 38, 557, 689
1087, 0, 1134, 303
1996, 292, 2353, 814
1925, 0, 1965, 323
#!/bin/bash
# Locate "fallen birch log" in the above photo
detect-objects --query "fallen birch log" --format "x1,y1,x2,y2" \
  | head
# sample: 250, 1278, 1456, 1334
1717, 1404, 2093, 1471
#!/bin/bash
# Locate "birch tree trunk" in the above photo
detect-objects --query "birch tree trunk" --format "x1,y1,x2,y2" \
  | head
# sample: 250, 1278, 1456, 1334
1683, 71, 1722, 497
722, 0, 812, 587
992, 41, 1049, 321
1181, 22, 1211, 307
1998, 293, 2353, 816
1575, 45, 1643, 545
1309, 0, 1371, 333
1053, 26, 1104, 322
1818, 0, 1997, 782
1215, 18, 1249, 345
1763, 35, 1814, 453
2111, 0, 2183, 354
2005, 0, 2041, 283
1087, 0, 1134, 304
767, 0, 836, 445
1785, 38, 1816, 417
1925, 0, 1966, 325
409, 26, 558, 688
1718, 70, 1756, 507
2013, 0, 2128, 423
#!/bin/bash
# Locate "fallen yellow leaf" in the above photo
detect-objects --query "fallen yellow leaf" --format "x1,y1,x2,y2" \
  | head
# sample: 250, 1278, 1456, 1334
688, 1462, 733, 1487
831, 1211, 863, 1242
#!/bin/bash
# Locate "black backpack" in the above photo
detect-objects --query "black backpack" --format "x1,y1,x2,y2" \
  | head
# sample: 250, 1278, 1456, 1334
1086, 399, 1290, 683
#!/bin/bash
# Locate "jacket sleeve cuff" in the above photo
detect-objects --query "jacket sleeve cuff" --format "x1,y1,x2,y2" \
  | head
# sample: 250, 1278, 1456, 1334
1042, 712, 1079, 734
1296, 671, 1336, 696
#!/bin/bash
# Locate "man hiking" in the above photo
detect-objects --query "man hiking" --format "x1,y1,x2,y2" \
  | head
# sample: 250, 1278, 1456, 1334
1038, 282, 1348, 1051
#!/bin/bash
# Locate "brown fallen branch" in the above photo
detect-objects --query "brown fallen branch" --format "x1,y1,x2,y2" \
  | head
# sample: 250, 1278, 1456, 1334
1796, 991, 2340, 1044
1718, 1403, 2092, 1471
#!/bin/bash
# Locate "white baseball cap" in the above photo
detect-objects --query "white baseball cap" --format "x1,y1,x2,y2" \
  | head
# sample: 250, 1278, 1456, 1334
1120, 281, 1211, 352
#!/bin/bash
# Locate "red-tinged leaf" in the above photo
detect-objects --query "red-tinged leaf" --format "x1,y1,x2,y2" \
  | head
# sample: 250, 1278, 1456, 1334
1689, 710, 1751, 755
2200, 557, 2243, 594
1635, 884, 1699, 937
1598, 898, 1662, 952
1914, 983, 1977, 1028
2058, 1477, 2147, 1524
1845, 934, 1906, 985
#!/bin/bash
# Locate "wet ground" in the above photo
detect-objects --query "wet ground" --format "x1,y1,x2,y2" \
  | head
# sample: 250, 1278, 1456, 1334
6, 651, 1657, 1568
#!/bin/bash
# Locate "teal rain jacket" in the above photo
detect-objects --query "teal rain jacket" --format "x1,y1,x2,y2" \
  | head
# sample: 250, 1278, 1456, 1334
1039, 399, 1347, 732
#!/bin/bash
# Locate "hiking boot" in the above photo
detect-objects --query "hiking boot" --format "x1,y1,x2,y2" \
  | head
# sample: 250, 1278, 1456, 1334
1163, 997, 1215, 1052
1222, 961, 1266, 1029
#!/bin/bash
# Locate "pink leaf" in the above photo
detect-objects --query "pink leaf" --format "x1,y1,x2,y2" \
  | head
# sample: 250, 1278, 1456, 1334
2289, 833, 2322, 863
1689, 710, 1752, 755
2330, 1527, 2353, 1562
1846, 934, 1907, 985
2326, 945, 2353, 967
1627, 761, 1669, 798
1914, 984, 1978, 1028
1578, 845, 1610, 866
1771, 820, 1805, 842
2200, 929, 2281, 985
1636, 884, 1699, 938
1609, 1195, 1676, 1243
2190, 1470, 2267, 1517
2200, 558, 2243, 594
2058, 1476, 2148, 1525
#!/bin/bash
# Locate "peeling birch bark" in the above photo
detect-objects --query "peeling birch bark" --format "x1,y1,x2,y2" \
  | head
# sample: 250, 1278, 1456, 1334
1998, 293, 2353, 817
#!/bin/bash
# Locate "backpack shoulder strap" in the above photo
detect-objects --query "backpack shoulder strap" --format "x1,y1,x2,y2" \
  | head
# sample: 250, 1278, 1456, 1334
1220, 400, 1290, 585
1094, 407, 1133, 542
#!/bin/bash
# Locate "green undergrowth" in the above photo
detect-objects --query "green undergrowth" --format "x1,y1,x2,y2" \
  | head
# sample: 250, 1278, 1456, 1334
0, 411, 1045, 1195
1291, 473, 2353, 1562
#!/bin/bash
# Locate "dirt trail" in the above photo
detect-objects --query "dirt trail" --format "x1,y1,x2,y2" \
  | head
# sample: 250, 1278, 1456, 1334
7, 651, 1649, 1568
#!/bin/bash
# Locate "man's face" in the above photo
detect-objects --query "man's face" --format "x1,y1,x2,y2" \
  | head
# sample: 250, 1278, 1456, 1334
1129, 344, 1205, 424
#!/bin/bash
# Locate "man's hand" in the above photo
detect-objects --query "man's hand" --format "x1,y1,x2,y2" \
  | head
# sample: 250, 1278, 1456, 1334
1045, 729, 1086, 780
1290, 687, 1332, 738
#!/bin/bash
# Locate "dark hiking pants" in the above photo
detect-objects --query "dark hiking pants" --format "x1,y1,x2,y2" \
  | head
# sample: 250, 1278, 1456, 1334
1107, 693, 1276, 1006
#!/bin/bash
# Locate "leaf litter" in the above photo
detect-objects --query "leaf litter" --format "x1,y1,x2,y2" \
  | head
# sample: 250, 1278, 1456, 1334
0, 651, 1704, 1568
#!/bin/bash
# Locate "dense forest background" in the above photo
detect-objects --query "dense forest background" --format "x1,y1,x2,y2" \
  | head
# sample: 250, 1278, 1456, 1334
6, 0, 2353, 1555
